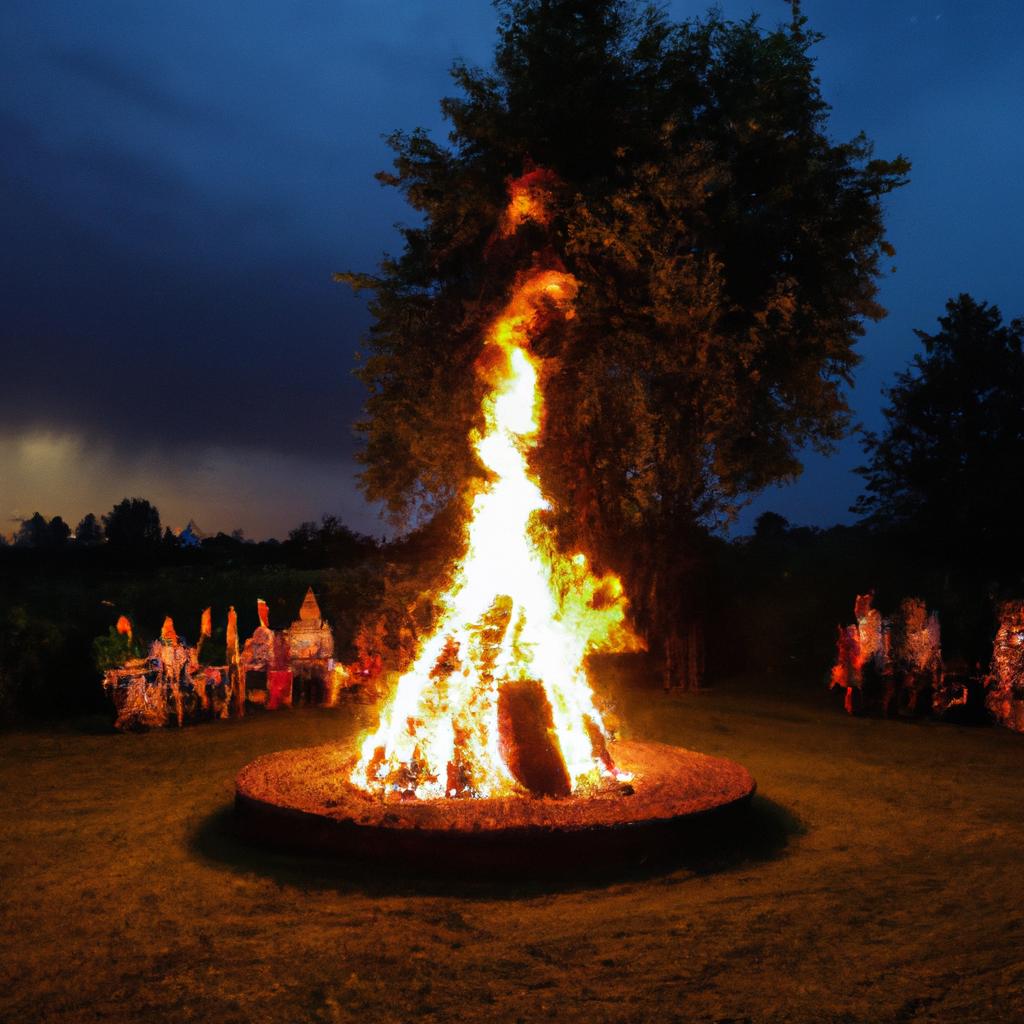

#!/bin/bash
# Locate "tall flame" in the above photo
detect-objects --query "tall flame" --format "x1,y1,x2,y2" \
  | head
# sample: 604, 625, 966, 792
353, 174, 636, 800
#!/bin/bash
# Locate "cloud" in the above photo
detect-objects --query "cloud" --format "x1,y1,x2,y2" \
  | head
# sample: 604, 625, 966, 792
0, 429, 382, 540
49, 47, 227, 128
2, 0, 1022, 535
0, 106, 369, 460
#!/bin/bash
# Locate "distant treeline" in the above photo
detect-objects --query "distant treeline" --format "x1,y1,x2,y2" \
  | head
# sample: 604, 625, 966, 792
707, 515, 1015, 685
2, 497, 380, 566
1, 497, 1017, 726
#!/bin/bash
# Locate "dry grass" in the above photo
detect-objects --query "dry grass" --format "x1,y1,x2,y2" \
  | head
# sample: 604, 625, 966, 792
1, 676, 1023, 1024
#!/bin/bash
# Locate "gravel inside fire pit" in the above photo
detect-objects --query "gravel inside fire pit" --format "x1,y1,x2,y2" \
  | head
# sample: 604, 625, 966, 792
235, 740, 755, 833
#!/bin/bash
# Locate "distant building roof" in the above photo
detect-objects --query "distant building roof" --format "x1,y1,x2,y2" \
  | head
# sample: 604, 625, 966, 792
298, 587, 322, 623
178, 520, 206, 548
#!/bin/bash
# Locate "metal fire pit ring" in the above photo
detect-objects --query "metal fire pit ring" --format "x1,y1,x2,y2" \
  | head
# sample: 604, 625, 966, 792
234, 740, 756, 874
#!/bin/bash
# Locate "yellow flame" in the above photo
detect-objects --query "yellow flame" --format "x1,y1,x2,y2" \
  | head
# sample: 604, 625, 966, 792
353, 182, 637, 800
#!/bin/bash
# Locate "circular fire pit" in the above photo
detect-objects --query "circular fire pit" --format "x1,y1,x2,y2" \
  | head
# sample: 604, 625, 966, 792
234, 740, 756, 872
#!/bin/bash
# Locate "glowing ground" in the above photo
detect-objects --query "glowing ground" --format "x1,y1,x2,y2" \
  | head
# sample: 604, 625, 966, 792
2, 674, 1023, 1023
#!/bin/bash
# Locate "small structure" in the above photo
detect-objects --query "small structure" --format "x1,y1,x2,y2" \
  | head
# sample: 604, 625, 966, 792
102, 593, 371, 728
151, 617, 191, 727
104, 616, 196, 730
285, 588, 334, 705
103, 611, 232, 729
240, 599, 279, 705
932, 656, 972, 719
178, 520, 206, 549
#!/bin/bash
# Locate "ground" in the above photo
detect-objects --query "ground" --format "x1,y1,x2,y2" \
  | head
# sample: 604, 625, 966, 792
1, 675, 1022, 1024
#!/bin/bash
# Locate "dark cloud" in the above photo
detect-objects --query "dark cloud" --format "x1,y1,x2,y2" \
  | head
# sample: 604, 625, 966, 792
0, 0, 1021, 536
49, 47, 227, 128
0, 109, 366, 459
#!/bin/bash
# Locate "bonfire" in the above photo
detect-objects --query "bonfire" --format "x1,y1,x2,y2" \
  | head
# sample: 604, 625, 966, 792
352, 173, 636, 801
235, 172, 755, 868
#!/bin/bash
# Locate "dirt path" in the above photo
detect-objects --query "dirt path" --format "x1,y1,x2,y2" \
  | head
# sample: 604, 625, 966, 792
1, 678, 1022, 1023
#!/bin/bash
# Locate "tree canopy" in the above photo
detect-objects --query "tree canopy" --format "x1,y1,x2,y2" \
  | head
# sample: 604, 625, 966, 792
75, 513, 104, 546
14, 513, 70, 550
854, 294, 1024, 582
103, 498, 162, 549
340, 0, 909, 680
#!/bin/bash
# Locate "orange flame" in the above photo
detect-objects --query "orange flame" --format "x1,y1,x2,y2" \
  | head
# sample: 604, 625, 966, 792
200, 607, 212, 639
160, 616, 177, 644
497, 167, 559, 238
116, 615, 132, 640
353, 173, 637, 800
226, 606, 239, 661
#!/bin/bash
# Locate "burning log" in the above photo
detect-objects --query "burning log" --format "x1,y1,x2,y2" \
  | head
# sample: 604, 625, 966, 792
104, 659, 165, 731
497, 679, 572, 798
154, 617, 189, 727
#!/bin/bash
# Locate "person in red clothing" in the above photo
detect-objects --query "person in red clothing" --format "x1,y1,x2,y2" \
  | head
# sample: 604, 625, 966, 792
267, 630, 293, 709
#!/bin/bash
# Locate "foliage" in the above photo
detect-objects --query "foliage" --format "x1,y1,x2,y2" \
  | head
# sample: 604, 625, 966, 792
854, 294, 1024, 585
15, 513, 71, 549
0, 606, 70, 719
284, 515, 379, 568
75, 513, 104, 546
103, 497, 162, 549
92, 625, 141, 673
332, 504, 465, 672
198, 629, 227, 667
339, 0, 908, 680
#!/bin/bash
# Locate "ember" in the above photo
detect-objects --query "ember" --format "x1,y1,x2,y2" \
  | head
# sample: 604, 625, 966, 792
351, 173, 638, 800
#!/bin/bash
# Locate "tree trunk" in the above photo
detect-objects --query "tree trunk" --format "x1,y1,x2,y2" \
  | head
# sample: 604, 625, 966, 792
663, 618, 704, 691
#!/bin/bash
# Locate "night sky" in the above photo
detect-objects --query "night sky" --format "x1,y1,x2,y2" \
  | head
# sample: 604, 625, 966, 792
2, 1, 1021, 540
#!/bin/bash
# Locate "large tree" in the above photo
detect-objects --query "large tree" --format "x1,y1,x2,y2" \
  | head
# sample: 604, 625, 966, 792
14, 513, 70, 550
74, 513, 104, 546
854, 294, 1024, 585
103, 497, 161, 549
340, 0, 909, 686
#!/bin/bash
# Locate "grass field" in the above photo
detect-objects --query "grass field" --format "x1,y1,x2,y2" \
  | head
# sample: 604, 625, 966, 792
2, 675, 1023, 1024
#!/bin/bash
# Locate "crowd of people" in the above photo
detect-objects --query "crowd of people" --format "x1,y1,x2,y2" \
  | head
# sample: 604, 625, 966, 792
101, 613, 240, 730
101, 590, 383, 730
830, 593, 1024, 731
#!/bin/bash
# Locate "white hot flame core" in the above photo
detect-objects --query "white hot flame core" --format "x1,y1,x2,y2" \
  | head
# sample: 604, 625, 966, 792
352, 192, 636, 800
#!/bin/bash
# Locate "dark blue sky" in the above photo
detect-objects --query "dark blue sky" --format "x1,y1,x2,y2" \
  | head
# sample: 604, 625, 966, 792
1, 1, 1021, 538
